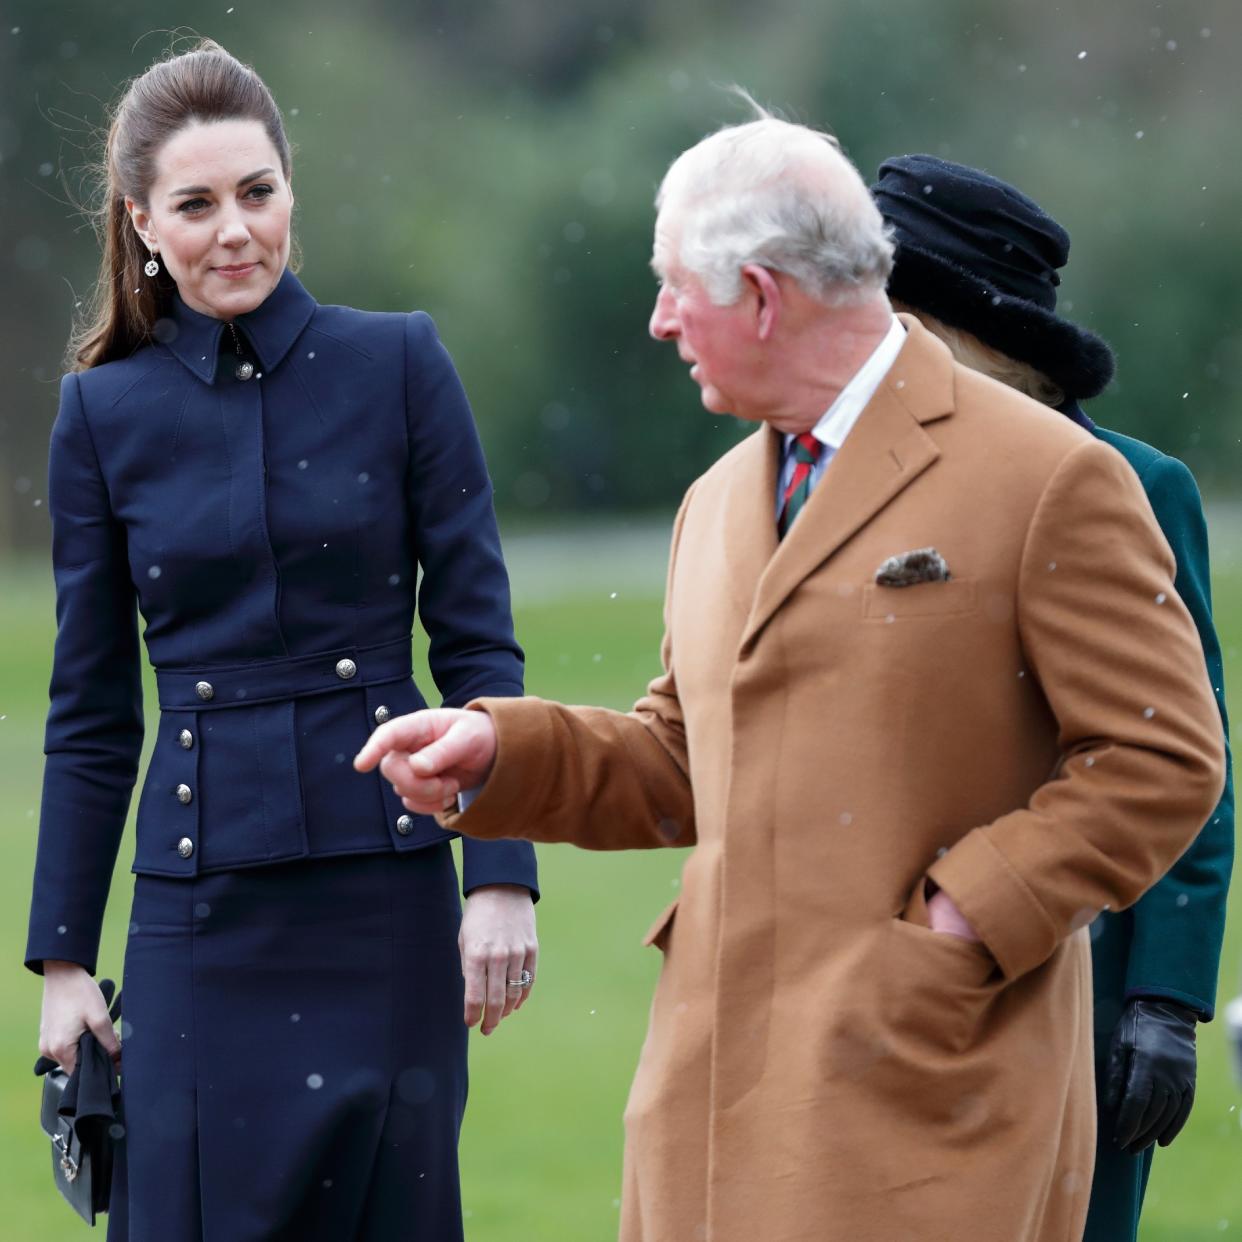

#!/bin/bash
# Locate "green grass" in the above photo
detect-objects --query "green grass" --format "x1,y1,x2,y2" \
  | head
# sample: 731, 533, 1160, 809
0, 552, 1239, 1240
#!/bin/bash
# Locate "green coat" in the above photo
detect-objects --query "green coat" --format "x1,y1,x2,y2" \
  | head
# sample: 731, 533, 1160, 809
1085, 424, 1234, 1242
1089, 427, 1233, 1030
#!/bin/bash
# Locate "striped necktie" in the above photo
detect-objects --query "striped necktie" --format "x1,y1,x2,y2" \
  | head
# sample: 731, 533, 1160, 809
778, 432, 824, 538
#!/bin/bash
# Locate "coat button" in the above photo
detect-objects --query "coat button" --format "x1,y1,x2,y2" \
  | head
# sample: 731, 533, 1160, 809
235, 360, 255, 381
335, 658, 357, 680
175, 783, 193, 805
178, 729, 194, 749
396, 814, 415, 836
195, 681, 214, 701
177, 837, 194, 859
374, 705, 391, 724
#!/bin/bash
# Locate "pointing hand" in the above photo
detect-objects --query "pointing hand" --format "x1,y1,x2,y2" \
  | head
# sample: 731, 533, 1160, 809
353, 708, 498, 814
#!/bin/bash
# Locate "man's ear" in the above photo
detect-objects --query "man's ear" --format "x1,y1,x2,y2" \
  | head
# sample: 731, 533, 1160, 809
741, 264, 781, 341
124, 196, 158, 253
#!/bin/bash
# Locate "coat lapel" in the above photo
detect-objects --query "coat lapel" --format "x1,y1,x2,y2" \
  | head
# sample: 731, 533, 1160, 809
719, 426, 782, 615
740, 317, 956, 649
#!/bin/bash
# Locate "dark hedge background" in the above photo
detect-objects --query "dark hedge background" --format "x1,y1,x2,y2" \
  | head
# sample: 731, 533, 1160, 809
2, 0, 1239, 549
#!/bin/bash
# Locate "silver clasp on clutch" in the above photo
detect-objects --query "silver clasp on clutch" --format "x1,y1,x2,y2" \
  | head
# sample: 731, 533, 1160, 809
54, 1131, 79, 1183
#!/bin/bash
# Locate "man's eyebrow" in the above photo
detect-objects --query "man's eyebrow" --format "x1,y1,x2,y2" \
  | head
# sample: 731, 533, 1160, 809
168, 167, 276, 198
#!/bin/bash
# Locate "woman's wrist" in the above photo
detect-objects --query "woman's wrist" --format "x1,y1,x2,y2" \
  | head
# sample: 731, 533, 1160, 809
466, 883, 533, 898
43, 959, 89, 977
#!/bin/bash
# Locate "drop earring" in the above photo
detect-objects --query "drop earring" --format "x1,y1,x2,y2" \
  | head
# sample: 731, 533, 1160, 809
144, 253, 160, 278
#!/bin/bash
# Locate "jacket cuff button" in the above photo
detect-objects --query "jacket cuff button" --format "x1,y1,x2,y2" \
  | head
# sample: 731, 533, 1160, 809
396, 814, 415, 836
177, 837, 195, 859
335, 659, 357, 680
195, 681, 214, 701
374, 705, 391, 724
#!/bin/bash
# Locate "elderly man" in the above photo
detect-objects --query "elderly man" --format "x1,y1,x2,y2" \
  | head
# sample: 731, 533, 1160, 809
356, 111, 1225, 1242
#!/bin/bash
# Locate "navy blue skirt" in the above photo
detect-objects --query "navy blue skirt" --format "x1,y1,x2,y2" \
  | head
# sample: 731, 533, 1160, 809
108, 845, 467, 1242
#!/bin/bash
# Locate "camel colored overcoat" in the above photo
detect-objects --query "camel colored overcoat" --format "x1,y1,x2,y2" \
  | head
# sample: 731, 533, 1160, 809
445, 318, 1225, 1242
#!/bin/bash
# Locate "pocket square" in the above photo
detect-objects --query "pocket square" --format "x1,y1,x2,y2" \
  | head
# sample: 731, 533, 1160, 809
874, 547, 951, 587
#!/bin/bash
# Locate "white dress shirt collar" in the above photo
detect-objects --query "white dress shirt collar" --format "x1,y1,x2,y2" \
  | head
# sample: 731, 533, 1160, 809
793, 315, 907, 455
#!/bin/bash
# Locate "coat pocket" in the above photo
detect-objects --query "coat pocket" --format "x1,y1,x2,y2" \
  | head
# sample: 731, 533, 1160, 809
888, 917, 998, 992
881, 879, 1001, 1053
192, 701, 304, 869
897, 877, 997, 974
862, 578, 977, 619
882, 917, 1001, 1054
134, 701, 307, 872
642, 898, 679, 951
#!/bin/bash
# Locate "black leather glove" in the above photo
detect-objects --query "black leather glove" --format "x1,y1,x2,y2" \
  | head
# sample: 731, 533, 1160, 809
1104, 998, 1198, 1153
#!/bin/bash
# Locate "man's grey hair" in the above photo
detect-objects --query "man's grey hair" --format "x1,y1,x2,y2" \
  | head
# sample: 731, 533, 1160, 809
656, 93, 894, 307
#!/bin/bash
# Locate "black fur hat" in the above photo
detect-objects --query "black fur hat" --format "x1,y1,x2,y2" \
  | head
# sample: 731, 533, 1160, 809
871, 154, 1115, 400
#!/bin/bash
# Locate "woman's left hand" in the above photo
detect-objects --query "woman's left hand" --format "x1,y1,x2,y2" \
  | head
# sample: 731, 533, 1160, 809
458, 884, 538, 1035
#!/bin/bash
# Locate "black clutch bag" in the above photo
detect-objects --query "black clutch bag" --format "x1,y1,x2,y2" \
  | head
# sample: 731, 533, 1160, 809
34, 978, 123, 1226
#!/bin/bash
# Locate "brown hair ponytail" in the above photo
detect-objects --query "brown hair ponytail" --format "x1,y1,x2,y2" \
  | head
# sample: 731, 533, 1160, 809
69, 39, 291, 371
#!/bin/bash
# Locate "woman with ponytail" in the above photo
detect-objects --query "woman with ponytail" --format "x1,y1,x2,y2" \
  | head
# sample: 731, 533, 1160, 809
28, 39, 539, 1240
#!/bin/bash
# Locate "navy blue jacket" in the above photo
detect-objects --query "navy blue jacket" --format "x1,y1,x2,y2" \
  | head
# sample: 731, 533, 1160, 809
26, 269, 537, 973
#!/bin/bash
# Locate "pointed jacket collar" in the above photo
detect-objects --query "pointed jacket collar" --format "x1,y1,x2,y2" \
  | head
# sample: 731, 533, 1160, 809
725, 315, 957, 650
162, 266, 317, 384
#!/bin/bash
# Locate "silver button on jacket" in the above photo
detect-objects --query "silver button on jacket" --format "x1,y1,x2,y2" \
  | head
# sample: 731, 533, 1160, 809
335, 658, 357, 680
178, 729, 194, 749
395, 814, 414, 836
177, 837, 195, 859
176, 783, 193, 805
374, 705, 391, 724
195, 681, 214, 701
